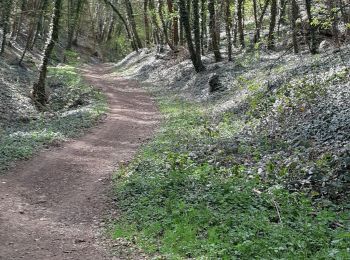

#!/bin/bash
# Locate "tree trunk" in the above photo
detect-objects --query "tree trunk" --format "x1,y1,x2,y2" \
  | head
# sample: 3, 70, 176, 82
67, 0, 84, 49
291, 0, 299, 53
277, 0, 287, 35
305, 0, 318, 54
149, 0, 163, 52
159, 0, 174, 50
237, 0, 245, 48
201, 0, 208, 55
178, 0, 205, 72
103, 0, 137, 51
339, 0, 350, 37
267, 0, 277, 50
144, 0, 151, 45
31, 0, 50, 49
33, 0, 62, 108
208, 0, 222, 61
168, 0, 179, 47
0, 0, 13, 55
193, 0, 202, 66
327, 0, 340, 48
225, 0, 233, 61
124, 0, 142, 49
254, 0, 270, 43
11, 0, 26, 41
252, 0, 258, 43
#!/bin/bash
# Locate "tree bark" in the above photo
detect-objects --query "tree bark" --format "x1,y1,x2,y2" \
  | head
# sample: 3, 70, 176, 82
267, 0, 277, 50
0, 0, 13, 55
305, 0, 318, 54
103, 0, 137, 51
159, 0, 174, 50
225, 0, 233, 61
33, 0, 62, 108
193, 0, 202, 65
208, 0, 222, 61
237, 0, 245, 48
291, 0, 299, 53
254, 0, 270, 43
168, 0, 179, 47
178, 0, 205, 72
201, 0, 208, 54
67, 0, 84, 49
31, 0, 50, 49
124, 0, 143, 49
144, 0, 151, 45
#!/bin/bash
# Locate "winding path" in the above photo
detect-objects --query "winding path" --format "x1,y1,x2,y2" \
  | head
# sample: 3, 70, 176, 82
0, 64, 159, 259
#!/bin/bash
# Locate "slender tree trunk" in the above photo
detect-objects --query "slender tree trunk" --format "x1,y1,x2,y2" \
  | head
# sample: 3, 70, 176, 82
193, 0, 203, 66
339, 0, 350, 37
149, 0, 163, 52
124, 0, 142, 49
232, 0, 238, 47
178, 0, 205, 72
201, 0, 207, 55
106, 14, 116, 41
0, 0, 13, 55
67, 0, 84, 49
31, 0, 50, 49
305, 0, 318, 54
171, 1, 179, 47
208, 0, 222, 61
267, 0, 277, 50
144, 0, 151, 45
277, 0, 287, 35
327, 0, 340, 47
237, 0, 245, 48
19, 16, 37, 65
252, 0, 258, 42
225, 0, 233, 61
254, 0, 270, 43
291, 0, 299, 53
159, 0, 174, 50
179, 19, 184, 45
103, 0, 137, 51
33, 0, 62, 108
11, 0, 26, 40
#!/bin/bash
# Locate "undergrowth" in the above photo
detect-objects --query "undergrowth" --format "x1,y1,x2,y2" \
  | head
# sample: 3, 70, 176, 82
0, 65, 107, 171
112, 97, 350, 259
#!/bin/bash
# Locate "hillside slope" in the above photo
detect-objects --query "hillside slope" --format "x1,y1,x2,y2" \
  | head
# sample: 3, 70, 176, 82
110, 47, 350, 258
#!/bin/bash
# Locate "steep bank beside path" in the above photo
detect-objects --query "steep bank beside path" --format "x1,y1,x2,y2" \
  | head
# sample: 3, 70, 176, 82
0, 64, 159, 260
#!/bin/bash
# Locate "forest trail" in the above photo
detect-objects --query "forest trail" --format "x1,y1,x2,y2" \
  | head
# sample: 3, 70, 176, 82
0, 64, 160, 260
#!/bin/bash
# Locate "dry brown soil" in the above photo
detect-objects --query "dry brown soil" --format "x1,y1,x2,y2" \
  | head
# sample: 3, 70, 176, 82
0, 64, 160, 259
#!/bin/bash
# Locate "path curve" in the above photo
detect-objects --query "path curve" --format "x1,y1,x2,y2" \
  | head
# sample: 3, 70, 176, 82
0, 64, 159, 259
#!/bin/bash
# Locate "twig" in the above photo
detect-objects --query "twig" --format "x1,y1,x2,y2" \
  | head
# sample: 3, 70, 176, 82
271, 198, 283, 224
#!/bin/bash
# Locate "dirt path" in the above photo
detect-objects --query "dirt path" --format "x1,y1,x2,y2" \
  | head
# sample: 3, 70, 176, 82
0, 64, 160, 260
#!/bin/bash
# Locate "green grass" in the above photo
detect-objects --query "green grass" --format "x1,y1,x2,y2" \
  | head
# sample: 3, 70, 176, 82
111, 97, 350, 259
0, 65, 107, 171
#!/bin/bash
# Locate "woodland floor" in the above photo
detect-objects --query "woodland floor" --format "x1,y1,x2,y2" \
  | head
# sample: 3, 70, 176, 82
0, 64, 159, 260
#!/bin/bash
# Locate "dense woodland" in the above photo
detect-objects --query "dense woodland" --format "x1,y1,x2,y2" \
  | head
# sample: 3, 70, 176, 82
0, 0, 349, 99
0, 0, 350, 259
